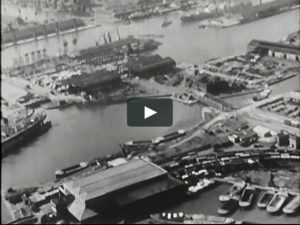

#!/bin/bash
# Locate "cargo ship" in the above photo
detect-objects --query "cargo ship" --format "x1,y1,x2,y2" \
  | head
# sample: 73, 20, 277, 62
150, 212, 236, 224
181, 12, 215, 23
55, 161, 89, 178
1, 113, 52, 155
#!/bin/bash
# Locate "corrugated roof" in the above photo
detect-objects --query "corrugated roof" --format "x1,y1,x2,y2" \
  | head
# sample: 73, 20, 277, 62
127, 55, 176, 73
63, 159, 166, 202
248, 39, 300, 55
61, 70, 120, 89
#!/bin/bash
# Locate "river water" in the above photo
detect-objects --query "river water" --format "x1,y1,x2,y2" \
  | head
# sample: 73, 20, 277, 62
1, 8, 300, 224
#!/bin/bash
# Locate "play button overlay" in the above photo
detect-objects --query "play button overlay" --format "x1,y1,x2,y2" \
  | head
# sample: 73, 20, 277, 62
144, 106, 157, 119
127, 98, 173, 127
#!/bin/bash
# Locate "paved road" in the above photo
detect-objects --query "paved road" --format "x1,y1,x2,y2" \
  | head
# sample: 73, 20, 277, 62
170, 91, 296, 149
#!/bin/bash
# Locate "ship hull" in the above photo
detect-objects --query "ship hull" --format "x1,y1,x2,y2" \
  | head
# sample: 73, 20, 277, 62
2, 116, 51, 155
181, 12, 215, 23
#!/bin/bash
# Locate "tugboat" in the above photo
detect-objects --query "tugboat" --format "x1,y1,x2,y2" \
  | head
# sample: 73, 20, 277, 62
218, 197, 239, 216
198, 24, 206, 29
253, 88, 272, 101
150, 212, 236, 224
239, 185, 256, 208
43, 100, 75, 110
162, 19, 172, 27
187, 179, 216, 196
257, 190, 275, 208
266, 191, 288, 213
55, 161, 89, 178
219, 182, 246, 202
283, 194, 300, 215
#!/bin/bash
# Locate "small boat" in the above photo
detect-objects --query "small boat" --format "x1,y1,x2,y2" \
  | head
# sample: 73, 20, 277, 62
218, 198, 239, 216
151, 212, 236, 224
199, 24, 206, 29
257, 190, 275, 208
267, 192, 288, 213
187, 179, 216, 195
72, 37, 77, 45
239, 185, 256, 208
43, 100, 74, 110
219, 182, 246, 202
283, 194, 300, 215
162, 20, 172, 27
171, 93, 198, 105
55, 161, 89, 178
253, 89, 272, 101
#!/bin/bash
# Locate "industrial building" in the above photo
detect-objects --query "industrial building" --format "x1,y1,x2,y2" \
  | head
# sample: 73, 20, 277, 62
59, 158, 184, 222
247, 39, 300, 61
127, 55, 176, 78
60, 70, 121, 94
2, 19, 85, 45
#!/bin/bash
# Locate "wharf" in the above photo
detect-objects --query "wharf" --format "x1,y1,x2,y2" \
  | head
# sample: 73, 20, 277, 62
213, 177, 300, 196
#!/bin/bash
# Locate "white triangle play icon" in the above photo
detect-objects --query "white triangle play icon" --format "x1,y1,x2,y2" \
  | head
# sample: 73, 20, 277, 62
144, 106, 157, 119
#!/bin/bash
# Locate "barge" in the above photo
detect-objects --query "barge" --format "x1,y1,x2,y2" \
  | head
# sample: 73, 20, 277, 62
239, 185, 256, 208
219, 182, 246, 202
218, 198, 239, 216
257, 190, 275, 208
283, 194, 300, 215
266, 192, 288, 213
55, 161, 89, 178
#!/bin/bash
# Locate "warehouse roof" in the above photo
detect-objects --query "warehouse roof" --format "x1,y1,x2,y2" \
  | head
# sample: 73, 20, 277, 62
248, 39, 300, 55
127, 55, 176, 73
61, 70, 120, 89
63, 158, 167, 202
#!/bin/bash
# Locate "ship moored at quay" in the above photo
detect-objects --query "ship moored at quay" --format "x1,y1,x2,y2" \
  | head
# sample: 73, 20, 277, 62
3, 143, 300, 224
1, 112, 52, 155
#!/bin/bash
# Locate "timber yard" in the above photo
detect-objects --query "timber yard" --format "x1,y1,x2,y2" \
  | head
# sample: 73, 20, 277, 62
1, 0, 300, 224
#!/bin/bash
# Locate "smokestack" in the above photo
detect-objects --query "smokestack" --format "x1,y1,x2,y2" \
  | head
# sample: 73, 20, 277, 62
42, 48, 47, 58
103, 34, 107, 44
31, 51, 36, 64
25, 53, 30, 65
37, 50, 42, 61
117, 29, 121, 41
108, 32, 112, 43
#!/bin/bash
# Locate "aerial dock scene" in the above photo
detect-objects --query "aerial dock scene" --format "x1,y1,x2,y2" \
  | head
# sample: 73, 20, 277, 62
1, 0, 300, 224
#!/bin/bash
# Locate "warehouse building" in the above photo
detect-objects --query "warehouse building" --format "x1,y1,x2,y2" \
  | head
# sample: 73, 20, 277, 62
60, 70, 121, 94
60, 158, 184, 222
127, 55, 176, 78
247, 39, 300, 61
